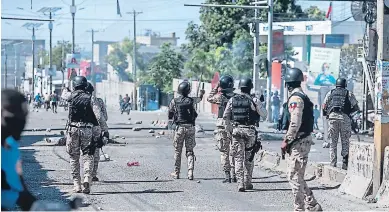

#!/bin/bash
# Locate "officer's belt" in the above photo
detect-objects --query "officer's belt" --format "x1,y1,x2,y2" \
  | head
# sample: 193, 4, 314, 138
68, 122, 94, 128
234, 124, 256, 129
177, 123, 194, 127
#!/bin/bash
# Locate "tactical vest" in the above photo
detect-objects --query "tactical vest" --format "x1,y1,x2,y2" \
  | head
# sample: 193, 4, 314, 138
68, 90, 98, 125
279, 92, 314, 134
218, 93, 235, 118
326, 88, 351, 115
231, 94, 259, 126
174, 96, 197, 125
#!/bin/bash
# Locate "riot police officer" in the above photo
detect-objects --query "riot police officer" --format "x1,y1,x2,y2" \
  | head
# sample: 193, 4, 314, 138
61, 76, 108, 194
323, 78, 359, 169
281, 68, 322, 211
223, 78, 267, 192
168, 81, 204, 180
207, 75, 237, 183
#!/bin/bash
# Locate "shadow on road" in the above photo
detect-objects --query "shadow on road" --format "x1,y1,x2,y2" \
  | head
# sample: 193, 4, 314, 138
100, 180, 173, 183
90, 189, 183, 195
246, 184, 341, 192
198, 174, 279, 181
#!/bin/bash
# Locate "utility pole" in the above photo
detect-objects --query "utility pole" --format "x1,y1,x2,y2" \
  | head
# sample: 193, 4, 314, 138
87, 29, 99, 90
13, 42, 23, 89
71, 0, 76, 53
38, 7, 62, 94
373, 0, 389, 197
266, 0, 273, 122
127, 10, 142, 110
61, 40, 65, 86
23, 23, 43, 95
4, 45, 8, 88
252, 3, 260, 93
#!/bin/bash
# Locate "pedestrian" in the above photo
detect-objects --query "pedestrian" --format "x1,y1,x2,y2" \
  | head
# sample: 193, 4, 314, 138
51, 91, 58, 113
207, 75, 237, 183
223, 78, 267, 192
1, 89, 36, 211
271, 91, 281, 123
121, 94, 130, 114
61, 76, 109, 194
281, 67, 322, 211
168, 81, 205, 180
322, 78, 360, 169
119, 95, 123, 111
313, 105, 320, 130
44, 92, 51, 111
85, 82, 109, 182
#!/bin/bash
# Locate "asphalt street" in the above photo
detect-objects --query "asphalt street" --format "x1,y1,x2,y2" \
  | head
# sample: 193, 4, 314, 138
19, 108, 384, 211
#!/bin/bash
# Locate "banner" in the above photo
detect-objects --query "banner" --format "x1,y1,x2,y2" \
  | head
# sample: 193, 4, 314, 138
272, 29, 285, 59
66, 53, 81, 69
307, 47, 340, 86
377, 60, 389, 123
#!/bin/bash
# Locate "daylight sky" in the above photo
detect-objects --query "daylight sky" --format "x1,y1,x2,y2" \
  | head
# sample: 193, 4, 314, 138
1, 0, 353, 50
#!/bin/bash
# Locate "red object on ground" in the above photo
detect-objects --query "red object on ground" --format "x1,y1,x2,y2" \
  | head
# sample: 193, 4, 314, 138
127, 161, 140, 167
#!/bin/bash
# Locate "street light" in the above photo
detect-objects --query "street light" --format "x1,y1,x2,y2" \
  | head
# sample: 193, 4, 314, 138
22, 22, 43, 95
38, 7, 62, 94
13, 42, 23, 89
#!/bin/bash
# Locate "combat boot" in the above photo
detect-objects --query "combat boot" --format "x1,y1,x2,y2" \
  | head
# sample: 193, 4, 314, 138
82, 182, 90, 194
231, 170, 237, 183
245, 183, 253, 190
188, 170, 194, 180
73, 181, 82, 193
238, 186, 245, 192
170, 172, 180, 179
306, 203, 323, 211
92, 176, 99, 182
342, 155, 348, 170
222, 171, 231, 183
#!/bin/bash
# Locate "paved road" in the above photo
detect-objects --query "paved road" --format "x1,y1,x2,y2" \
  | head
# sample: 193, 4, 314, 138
18, 110, 385, 211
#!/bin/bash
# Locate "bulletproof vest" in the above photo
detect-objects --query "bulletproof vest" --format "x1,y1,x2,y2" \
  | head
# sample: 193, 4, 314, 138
326, 88, 351, 115
218, 93, 235, 118
231, 94, 259, 126
174, 96, 197, 125
68, 90, 98, 125
280, 92, 314, 134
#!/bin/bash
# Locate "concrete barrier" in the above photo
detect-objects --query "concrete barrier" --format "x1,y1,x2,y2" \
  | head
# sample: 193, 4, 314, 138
339, 141, 374, 199
321, 165, 347, 184
375, 146, 389, 205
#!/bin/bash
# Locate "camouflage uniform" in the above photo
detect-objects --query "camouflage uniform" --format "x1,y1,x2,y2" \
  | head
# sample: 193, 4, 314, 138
286, 87, 319, 211
223, 93, 267, 190
323, 90, 358, 167
92, 97, 109, 178
207, 88, 236, 178
168, 95, 202, 178
61, 89, 108, 192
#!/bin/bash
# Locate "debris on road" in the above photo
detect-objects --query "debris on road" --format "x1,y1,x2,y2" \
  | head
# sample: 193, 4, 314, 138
60, 131, 65, 136
114, 135, 120, 139
133, 127, 141, 131
128, 118, 131, 120
156, 136, 161, 138
322, 142, 330, 148
45, 138, 51, 143
195, 125, 204, 133
100, 154, 111, 162
158, 131, 165, 135
155, 177, 159, 180
315, 132, 324, 140
127, 161, 140, 167
149, 129, 155, 133
197, 181, 201, 183
135, 121, 142, 124
46, 128, 51, 132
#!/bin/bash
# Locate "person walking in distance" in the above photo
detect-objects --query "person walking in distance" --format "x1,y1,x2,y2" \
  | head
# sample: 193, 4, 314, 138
313, 105, 320, 130
61, 76, 108, 194
51, 91, 58, 113
223, 78, 267, 192
85, 82, 109, 182
271, 91, 281, 123
207, 75, 237, 183
281, 67, 322, 211
322, 78, 359, 169
44, 93, 51, 111
168, 81, 205, 180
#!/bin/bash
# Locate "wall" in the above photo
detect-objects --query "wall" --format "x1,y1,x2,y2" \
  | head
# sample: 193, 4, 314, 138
96, 79, 135, 110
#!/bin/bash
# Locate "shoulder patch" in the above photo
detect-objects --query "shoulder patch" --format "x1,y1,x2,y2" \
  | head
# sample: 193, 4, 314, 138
289, 102, 298, 110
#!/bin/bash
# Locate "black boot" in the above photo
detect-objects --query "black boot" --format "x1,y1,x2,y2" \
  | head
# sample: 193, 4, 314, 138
342, 155, 349, 170
222, 171, 231, 183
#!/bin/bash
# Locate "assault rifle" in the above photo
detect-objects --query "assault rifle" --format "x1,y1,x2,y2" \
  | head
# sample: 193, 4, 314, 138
248, 128, 262, 162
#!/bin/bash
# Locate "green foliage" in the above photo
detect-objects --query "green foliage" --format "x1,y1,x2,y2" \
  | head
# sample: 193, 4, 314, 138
147, 43, 184, 93
304, 6, 326, 21
38, 41, 72, 70
106, 43, 130, 81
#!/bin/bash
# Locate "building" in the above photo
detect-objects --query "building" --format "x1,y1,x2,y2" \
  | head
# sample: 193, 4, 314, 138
136, 32, 179, 47
93, 40, 117, 79
257, 21, 366, 62
1, 39, 45, 89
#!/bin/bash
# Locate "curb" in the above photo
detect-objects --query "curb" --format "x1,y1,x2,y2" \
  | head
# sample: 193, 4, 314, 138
256, 150, 346, 184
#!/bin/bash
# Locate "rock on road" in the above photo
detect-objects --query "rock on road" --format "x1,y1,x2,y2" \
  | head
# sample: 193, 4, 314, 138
20, 109, 384, 211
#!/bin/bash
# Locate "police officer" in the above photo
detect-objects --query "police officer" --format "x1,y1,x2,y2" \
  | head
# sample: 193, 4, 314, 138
223, 78, 267, 192
85, 82, 109, 182
61, 76, 108, 194
168, 81, 204, 180
281, 68, 322, 211
323, 78, 359, 169
207, 75, 237, 183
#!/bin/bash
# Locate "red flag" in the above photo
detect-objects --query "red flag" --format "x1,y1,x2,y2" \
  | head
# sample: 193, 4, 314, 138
326, 2, 332, 20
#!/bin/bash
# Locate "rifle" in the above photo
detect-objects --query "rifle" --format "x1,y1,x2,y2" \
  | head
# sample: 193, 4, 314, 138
248, 128, 262, 162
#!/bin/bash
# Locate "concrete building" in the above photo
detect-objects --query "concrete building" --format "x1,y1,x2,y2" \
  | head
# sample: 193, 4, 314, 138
93, 41, 117, 79
136, 32, 179, 47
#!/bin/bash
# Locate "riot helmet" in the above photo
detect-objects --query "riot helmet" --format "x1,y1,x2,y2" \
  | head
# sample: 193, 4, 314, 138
238, 78, 253, 94
336, 78, 347, 88
219, 75, 234, 89
86, 82, 94, 94
285, 68, 304, 91
177, 81, 191, 96
73, 76, 88, 90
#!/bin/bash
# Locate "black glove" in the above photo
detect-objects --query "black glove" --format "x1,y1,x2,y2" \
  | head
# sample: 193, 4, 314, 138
102, 131, 109, 139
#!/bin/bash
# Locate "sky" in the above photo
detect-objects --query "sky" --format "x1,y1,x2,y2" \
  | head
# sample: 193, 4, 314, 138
1, 0, 353, 50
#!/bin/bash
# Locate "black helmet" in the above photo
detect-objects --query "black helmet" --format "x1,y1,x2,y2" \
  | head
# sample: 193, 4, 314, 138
284, 68, 304, 83
219, 75, 234, 89
336, 78, 347, 88
177, 81, 191, 96
238, 78, 253, 89
73, 76, 88, 90
86, 82, 94, 93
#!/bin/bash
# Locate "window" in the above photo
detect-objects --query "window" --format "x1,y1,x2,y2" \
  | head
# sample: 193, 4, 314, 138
306, 25, 313, 31
285, 26, 294, 31
263, 26, 268, 31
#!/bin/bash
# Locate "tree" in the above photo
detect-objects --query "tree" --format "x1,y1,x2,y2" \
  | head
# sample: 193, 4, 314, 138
120, 37, 147, 72
184, 48, 215, 82
106, 43, 130, 81
147, 43, 184, 93
304, 6, 326, 21
38, 41, 72, 70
